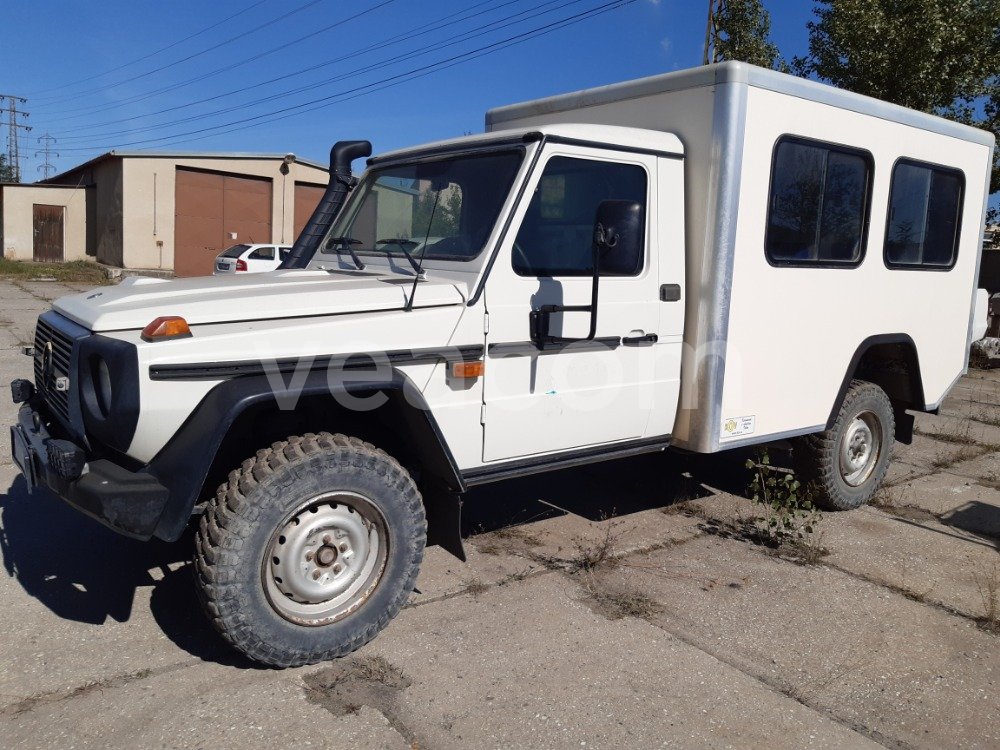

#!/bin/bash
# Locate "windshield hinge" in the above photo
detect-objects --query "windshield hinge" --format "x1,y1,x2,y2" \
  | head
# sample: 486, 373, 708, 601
483, 312, 490, 335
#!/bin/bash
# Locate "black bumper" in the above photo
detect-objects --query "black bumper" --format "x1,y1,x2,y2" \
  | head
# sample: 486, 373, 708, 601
10, 402, 170, 540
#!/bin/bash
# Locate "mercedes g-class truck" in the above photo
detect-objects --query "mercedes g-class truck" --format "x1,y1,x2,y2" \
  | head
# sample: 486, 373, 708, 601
9, 63, 994, 667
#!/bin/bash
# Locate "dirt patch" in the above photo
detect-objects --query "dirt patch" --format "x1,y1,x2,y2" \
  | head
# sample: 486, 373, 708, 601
304, 655, 411, 716
580, 575, 663, 621
473, 525, 543, 556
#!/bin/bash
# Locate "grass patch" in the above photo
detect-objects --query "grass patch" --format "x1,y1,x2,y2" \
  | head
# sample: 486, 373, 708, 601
0, 258, 108, 284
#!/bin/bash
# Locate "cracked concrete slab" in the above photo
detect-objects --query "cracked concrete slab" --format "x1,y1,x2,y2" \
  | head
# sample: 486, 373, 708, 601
595, 535, 1000, 750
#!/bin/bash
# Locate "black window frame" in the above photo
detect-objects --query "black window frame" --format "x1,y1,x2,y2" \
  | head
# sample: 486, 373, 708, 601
883, 157, 965, 272
512, 155, 649, 279
764, 134, 875, 270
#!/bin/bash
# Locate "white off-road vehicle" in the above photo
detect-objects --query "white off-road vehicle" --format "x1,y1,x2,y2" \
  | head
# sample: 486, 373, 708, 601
9, 63, 994, 667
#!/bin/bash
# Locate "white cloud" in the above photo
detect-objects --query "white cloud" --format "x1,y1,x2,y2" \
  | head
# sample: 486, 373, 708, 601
660, 36, 673, 55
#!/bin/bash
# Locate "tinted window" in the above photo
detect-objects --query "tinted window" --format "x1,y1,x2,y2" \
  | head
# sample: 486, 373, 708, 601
885, 160, 964, 269
513, 156, 646, 276
221, 244, 251, 258
766, 138, 872, 266
248, 246, 275, 260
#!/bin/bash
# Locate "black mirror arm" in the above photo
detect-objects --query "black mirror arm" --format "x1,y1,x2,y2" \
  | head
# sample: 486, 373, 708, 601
529, 243, 601, 350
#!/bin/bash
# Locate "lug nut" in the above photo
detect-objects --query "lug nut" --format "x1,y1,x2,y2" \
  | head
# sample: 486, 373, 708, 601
305, 551, 314, 562
333, 564, 342, 574
339, 543, 349, 552
322, 534, 332, 545
312, 571, 321, 580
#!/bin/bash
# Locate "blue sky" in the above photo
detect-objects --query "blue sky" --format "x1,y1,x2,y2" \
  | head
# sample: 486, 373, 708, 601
2, 0, 819, 179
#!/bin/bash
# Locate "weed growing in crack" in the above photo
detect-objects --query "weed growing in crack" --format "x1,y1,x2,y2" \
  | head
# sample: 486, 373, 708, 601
974, 562, 1000, 634
569, 524, 623, 573
745, 448, 822, 548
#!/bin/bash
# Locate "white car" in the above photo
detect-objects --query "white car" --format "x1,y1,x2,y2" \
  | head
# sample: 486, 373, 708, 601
213, 243, 291, 274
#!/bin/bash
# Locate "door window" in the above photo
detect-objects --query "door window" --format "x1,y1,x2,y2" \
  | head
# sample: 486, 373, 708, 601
512, 156, 646, 277
248, 246, 275, 260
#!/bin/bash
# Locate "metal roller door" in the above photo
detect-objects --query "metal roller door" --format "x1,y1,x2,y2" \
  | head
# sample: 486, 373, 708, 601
174, 168, 272, 277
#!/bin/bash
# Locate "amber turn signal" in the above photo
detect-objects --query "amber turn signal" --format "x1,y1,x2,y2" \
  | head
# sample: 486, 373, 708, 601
141, 316, 192, 342
452, 360, 485, 379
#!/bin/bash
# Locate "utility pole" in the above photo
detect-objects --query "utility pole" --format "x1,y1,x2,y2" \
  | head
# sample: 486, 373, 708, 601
0, 94, 31, 182
35, 133, 58, 179
703, 0, 727, 65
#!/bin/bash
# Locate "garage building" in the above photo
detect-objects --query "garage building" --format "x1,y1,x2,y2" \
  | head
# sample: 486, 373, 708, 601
1, 151, 329, 276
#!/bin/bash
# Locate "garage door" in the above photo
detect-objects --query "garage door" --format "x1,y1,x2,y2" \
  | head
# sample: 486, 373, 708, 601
294, 182, 326, 242
174, 169, 272, 277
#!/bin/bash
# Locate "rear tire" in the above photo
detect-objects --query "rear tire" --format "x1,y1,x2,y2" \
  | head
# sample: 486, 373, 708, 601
194, 432, 425, 668
794, 380, 894, 511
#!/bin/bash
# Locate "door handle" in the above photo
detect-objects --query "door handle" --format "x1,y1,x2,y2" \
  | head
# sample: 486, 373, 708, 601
622, 333, 658, 346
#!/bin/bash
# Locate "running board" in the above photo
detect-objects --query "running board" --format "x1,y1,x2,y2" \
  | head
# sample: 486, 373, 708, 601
462, 436, 672, 487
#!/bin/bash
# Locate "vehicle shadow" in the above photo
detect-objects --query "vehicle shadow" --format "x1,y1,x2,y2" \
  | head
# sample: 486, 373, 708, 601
0, 472, 253, 667
0, 446, 755, 668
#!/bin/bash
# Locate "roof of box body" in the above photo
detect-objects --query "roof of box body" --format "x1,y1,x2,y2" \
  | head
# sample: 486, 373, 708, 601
487, 61, 996, 148
41, 150, 329, 184
369, 124, 685, 164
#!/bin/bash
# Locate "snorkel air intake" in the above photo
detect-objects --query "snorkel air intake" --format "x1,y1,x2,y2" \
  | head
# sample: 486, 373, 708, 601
280, 139, 372, 269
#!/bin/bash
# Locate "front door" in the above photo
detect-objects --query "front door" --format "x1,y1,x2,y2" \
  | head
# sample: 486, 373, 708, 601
32, 204, 64, 262
482, 146, 664, 462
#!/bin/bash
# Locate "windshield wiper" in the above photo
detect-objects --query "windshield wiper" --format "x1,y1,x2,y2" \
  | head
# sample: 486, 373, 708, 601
376, 239, 423, 276
326, 236, 366, 270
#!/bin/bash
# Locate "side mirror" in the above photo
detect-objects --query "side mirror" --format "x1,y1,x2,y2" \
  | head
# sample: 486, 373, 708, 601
593, 200, 644, 276
529, 199, 646, 350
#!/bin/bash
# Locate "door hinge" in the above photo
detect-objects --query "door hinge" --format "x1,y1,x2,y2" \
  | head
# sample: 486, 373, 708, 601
480, 404, 487, 425
483, 311, 490, 334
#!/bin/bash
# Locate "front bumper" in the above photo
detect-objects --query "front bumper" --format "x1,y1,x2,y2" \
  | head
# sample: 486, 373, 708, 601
10, 401, 171, 540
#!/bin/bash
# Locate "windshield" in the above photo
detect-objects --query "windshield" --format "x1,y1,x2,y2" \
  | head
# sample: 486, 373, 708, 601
221, 244, 251, 258
319, 149, 523, 264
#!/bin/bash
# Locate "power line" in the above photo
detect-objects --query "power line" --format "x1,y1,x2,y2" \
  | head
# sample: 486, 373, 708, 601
0, 95, 31, 182
35, 133, 58, 179
56, 0, 635, 154
35, 0, 405, 124
52, 0, 570, 144
41, 0, 508, 128
25, 0, 269, 97
29, 0, 325, 108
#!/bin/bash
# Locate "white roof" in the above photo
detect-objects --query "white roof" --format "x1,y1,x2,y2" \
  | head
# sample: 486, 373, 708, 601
371, 124, 684, 164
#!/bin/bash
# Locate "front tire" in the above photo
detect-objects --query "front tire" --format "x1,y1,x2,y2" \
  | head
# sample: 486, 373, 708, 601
194, 432, 425, 667
794, 380, 894, 511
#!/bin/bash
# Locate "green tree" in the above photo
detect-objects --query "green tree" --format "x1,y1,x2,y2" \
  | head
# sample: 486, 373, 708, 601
795, 0, 1000, 199
707, 0, 786, 71
0, 154, 16, 183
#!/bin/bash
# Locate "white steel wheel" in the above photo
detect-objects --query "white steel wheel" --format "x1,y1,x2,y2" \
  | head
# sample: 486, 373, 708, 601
264, 492, 389, 626
839, 411, 882, 487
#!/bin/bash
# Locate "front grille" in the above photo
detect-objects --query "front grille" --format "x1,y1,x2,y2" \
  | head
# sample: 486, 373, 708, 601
33, 316, 75, 422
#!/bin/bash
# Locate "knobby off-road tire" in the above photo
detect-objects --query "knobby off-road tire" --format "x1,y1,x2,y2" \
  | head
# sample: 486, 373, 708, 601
194, 432, 426, 668
794, 380, 895, 511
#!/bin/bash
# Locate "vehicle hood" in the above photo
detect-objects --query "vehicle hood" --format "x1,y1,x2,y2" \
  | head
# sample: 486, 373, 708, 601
53, 270, 465, 331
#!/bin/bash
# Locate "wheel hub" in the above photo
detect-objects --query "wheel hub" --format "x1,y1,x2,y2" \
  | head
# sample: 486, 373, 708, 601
263, 492, 388, 626
840, 411, 881, 487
